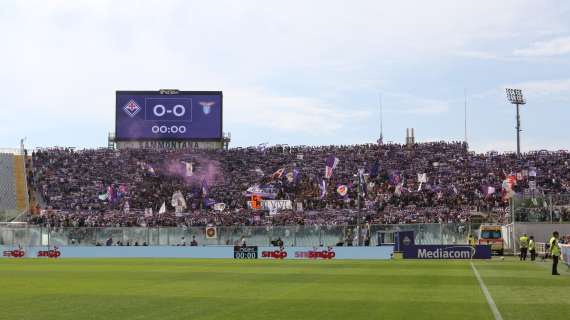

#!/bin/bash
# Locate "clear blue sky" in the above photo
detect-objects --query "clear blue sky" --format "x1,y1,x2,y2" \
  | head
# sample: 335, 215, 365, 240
1, 0, 569, 152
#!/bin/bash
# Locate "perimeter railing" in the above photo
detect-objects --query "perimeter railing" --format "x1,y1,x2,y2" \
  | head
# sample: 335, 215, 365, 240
0, 223, 480, 248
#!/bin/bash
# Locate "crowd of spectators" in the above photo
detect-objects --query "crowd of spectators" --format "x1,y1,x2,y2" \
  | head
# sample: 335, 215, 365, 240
27, 142, 570, 227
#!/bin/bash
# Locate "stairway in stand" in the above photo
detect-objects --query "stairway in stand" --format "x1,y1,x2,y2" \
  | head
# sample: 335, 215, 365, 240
13, 155, 28, 212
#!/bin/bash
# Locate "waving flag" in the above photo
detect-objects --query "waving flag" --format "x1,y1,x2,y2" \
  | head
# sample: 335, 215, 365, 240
358, 169, 367, 196
204, 198, 216, 208
417, 173, 427, 183
201, 179, 209, 197
389, 170, 402, 185
185, 162, 194, 177
451, 184, 458, 195
171, 191, 187, 210
286, 169, 299, 183
324, 155, 339, 179
503, 175, 517, 191
319, 179, 327, 199
158, 202, 166, 215
272, 168, 285, 179
507, 175, 517, 188
106, 185, 117, 204
395, 182, 403, 196
481, 186, 496, 197
337, 185, 348, 196
417, 173, 427, 191
370, 161, 380, 178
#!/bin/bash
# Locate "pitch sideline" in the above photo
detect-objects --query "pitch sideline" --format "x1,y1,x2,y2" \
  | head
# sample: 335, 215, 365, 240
470, 261, 503, 320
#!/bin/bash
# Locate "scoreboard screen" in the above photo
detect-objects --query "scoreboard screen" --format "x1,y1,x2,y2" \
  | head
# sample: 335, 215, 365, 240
115, 91, 222, 140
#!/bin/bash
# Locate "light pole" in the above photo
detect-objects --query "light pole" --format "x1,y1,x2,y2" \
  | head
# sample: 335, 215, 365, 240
506, 88, 526, 157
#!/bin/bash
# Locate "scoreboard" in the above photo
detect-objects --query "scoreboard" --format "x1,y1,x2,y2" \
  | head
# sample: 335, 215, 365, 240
115, 90, 222, 140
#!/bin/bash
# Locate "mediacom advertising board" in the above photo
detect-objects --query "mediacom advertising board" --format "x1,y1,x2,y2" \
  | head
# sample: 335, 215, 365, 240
401, 245, 492, 259
395, 230, 492, 259
115, 91, 222, 140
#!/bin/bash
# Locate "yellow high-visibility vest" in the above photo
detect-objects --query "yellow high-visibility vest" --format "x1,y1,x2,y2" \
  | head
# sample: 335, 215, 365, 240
549, 237, 561, 256
519, 236, 529, 248
528, 239, 535, 250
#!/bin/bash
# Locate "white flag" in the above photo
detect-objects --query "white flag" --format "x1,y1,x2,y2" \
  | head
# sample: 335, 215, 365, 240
185, 162, 194, 177
417, 173, 427, 183
158, 202, 166, 214
171, 191, 187, 210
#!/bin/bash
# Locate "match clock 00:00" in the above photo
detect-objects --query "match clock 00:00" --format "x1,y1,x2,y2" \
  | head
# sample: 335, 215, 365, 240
234, 246, 258, 259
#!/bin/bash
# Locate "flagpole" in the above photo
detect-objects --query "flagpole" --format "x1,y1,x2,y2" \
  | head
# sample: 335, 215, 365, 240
378, 93, 383, 143
464, 88, 468, 148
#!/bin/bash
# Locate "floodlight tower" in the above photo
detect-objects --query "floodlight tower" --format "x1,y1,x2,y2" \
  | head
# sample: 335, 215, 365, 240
506, 88, 526, 157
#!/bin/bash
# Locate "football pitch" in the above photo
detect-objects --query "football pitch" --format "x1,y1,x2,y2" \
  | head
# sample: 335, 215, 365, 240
0, 258, 568, 320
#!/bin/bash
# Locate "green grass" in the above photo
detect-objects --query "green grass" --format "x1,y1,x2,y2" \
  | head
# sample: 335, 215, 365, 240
0, 258, 568, 320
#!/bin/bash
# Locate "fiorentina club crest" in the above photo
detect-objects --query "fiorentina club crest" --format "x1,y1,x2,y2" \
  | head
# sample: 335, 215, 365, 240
123, 100, 141, 118
199, 101, 215, 115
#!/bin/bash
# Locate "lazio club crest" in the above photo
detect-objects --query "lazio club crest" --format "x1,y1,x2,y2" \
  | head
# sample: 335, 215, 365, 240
199, 101, 215, 115
123, 100, 141, 118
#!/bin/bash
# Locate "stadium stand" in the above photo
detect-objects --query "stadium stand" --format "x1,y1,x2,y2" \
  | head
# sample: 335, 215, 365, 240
25, 142, 570, 228
0, 153, 19, 219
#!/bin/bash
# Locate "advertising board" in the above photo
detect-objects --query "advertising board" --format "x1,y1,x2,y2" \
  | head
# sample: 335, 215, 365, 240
401, 245, 492, 259
0, 246, 393, 260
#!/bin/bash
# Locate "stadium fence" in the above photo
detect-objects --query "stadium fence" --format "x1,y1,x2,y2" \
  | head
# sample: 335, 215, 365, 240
0, 223, 479, 248
511, 193, 570, 222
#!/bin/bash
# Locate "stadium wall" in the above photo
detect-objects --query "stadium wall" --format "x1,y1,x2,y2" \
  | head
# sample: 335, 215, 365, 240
115, 140, 223, 150
508, 223, 570, 250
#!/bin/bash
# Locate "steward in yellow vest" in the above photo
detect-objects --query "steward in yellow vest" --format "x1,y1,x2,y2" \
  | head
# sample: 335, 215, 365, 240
468, 234, 476, 246
549, 231, 561, 276
528, 236, 536, 261
519, 234, 529, 261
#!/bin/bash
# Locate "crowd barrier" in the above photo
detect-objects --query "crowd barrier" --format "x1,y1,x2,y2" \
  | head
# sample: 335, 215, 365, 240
0, 224, 480, 248
0, 245, 394, 260
562, 245, 570, 266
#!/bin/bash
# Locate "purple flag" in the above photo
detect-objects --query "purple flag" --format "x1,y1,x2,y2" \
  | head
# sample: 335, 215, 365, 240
325, 155, 339, 179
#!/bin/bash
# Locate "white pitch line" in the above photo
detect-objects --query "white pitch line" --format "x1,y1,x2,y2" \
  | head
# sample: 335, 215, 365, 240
470, 262, 503, 320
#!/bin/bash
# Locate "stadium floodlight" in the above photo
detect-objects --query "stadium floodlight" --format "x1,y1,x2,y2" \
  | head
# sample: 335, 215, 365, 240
505, 88, 526, 157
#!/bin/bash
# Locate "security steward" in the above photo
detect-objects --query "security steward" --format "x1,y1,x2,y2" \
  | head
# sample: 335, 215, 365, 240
549, 231, 561, 276
468, 233, 476, 247
519, 233, 529, 261
528, 236, 536, 261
